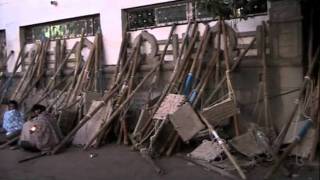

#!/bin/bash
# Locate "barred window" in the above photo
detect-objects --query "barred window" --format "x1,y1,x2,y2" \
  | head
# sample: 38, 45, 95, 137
124, 0, 267, 31
0, 30, 6, 62
125, 2, 189, 31
22, 14, 100, 43
155, 4, 188, 25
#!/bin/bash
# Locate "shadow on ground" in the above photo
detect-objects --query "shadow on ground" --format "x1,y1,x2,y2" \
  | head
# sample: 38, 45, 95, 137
0, 145, 318, 180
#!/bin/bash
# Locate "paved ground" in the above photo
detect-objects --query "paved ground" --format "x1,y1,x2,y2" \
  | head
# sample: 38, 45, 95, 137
0, 144, 318, 180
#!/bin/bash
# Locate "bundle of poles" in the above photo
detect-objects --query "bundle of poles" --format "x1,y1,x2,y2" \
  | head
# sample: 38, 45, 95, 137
48, 19, 253, 180
52, 20, 230, 151
0, 30, 103, 117
1, 19, 317, 180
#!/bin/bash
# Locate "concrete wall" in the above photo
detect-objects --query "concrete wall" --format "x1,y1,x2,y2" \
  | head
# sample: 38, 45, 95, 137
0, 0, 304, 132
0, 0, 173, 71
0, 0, 268, 72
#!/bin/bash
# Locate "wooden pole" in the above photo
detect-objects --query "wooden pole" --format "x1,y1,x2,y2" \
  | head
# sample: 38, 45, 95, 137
3, 51, 14, 64
221, 20, 240, 136
204, 37, 256, 107
18, 40, 50, 103
119, 38, 142, 145
272, 47, 319, 154
72, 31, 85, 88
83, 63, 159, 150
29, 77, 69, 112
173, 22, 198, 92
68, 34, 98, 105
13, 42, 45, 102
46, 80, 73, 111
199, 113, 247, 180
176, 31, 199, 93
189, 25, 218, 106
261, 22, 276, 135
94, 32, 101, 92
42, 42, 78, 95
264, 119, 313, 179
11, 43, 41, 99
193, 26, 213, 90
136, 25, 176, 142
183, 24, 210, 95
171, 21, 192, 84
51, 84, 121, 154
309, 66, 320, 161
0, 45, 26, 102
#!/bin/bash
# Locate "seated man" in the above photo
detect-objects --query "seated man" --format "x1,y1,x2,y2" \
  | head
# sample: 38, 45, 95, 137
1, 100, 24, 139
20, 104, 62, 152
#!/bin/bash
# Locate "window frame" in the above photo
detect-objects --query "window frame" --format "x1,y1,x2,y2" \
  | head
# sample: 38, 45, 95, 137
21, 14, 101, 44
123, 0, 268, 31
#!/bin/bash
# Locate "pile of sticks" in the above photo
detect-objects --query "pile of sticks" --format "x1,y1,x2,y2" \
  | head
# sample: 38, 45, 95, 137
52, 30, 160, 153
128, 19, 246, 157
51, 20, 249, 162
3, 19, 317, 180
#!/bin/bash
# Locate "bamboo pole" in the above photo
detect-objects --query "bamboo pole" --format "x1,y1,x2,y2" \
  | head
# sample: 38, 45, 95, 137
175, 30, 199, 93
139, 25, 176, 135
171, 21, 192, 83
203, 37, 256, 107
165, 132, 179, 156
199, 113, 247, 180
93, 32, 101, 92
118, 38, 142, 145
188, 24, 219, 105
264, 120, 313, 179
193, 26, 213, 90
192, 39, 218, 107
31, 77, 69, 108
180, 155, 239, 180
171, 22, 198, 93
68, 34, 98, 105
272, 47, 320, 154
114, 33, 129, 83
141, 23, 198, 153
72, 31, 85, 88
11, 43, 41, 100
137, 23, 198, 151
67, 33, 98, 104
0, 45, 26, 102
55, 40, 61, 76
166, 28, 218, 156
83, 63, 159, 149
42, 42, 78, 95
46, 80, 73, 111
113, 36, 142, 109
139, 27, 198, 139
18, 40, 50, 103
221, 20, 240, 136
3, 50, 14, 64
183, 24, 210, 95
309, 66, 320, 161
51, 84, 121, 154
261, 22, 276, 135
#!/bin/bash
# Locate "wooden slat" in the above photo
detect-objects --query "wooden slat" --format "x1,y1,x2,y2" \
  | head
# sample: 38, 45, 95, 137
201, 98, 237, 126
169, 103, 205, 142
237, 31, 256, 38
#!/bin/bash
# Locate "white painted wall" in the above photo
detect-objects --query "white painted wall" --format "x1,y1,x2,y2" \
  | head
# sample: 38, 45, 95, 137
0, 0, 268, 72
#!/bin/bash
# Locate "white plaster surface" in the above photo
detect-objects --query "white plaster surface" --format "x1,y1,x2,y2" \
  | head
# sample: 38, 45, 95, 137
0, 0, 268, 71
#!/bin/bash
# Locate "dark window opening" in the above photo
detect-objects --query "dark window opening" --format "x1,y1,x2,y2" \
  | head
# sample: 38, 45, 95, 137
22, 14, 100, 44
125, 1, 189, 31
128, 9, 155, 30
0, 30, 6, 62
155, 4, 188, 25
195, 0, 268, 20
124, 0, 267, 31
